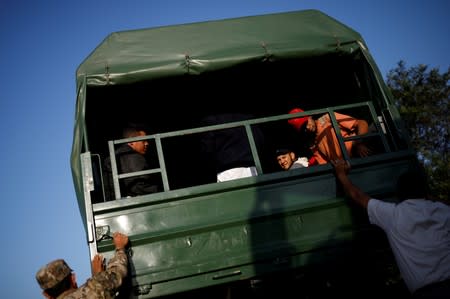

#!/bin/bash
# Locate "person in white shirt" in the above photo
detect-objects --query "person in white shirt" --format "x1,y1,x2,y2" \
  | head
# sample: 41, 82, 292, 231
331, 159, 450, 297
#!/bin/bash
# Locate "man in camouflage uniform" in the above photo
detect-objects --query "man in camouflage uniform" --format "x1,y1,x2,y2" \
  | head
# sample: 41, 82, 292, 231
36, 232, 129, 299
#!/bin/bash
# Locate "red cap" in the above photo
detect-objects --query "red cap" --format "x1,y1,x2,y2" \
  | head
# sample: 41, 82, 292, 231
288, 108, 308, 131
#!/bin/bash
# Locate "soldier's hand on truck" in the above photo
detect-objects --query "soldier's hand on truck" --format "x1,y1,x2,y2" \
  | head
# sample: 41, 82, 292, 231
91, 254, 105, 274
113, 232, 129, 250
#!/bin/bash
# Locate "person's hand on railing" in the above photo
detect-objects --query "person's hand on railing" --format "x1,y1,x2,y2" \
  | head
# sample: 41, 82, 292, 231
353, 141, 371, 157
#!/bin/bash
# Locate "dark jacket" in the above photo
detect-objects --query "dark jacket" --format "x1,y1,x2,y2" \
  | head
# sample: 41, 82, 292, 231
200, 113, 265, 174
106, 144, 158, 197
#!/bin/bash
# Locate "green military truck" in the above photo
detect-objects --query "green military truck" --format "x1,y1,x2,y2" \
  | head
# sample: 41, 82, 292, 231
71, 9, 418, 298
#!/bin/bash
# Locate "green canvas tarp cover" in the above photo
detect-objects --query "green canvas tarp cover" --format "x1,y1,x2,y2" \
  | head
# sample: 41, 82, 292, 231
76, 9, 374, 88
72, 9, 383, 223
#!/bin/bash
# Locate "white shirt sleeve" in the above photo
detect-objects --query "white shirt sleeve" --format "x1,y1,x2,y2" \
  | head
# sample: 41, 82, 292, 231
367, 198, 396, 231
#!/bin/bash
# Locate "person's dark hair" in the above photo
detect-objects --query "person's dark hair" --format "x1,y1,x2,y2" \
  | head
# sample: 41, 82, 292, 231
122, 125, 147, 138
275, 148, 295, 157
122, 127, 139, 138
44, 274, 72, 298
121, 122, 149, 138
396, 168, 429, 200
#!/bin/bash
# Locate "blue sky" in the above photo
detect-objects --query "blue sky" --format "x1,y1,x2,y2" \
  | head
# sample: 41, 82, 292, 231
0, 1, 448, 298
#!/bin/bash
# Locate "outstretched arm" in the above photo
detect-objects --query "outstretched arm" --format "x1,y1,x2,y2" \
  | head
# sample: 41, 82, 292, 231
331, 160, 370, 209
106, 232, 129, 277
90, 225, 129, 275
89, 232, 129, 295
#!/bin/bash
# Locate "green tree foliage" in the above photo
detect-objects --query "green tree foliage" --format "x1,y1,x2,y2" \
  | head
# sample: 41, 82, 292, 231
386, 61, 449, 201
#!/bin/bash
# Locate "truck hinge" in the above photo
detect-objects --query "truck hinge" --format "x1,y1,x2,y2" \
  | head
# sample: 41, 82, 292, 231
95, 225, 111, 241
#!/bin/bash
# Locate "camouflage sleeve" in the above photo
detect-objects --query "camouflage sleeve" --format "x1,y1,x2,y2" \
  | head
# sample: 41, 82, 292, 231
70, 249, 128, 298
105, 248, 128, 279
